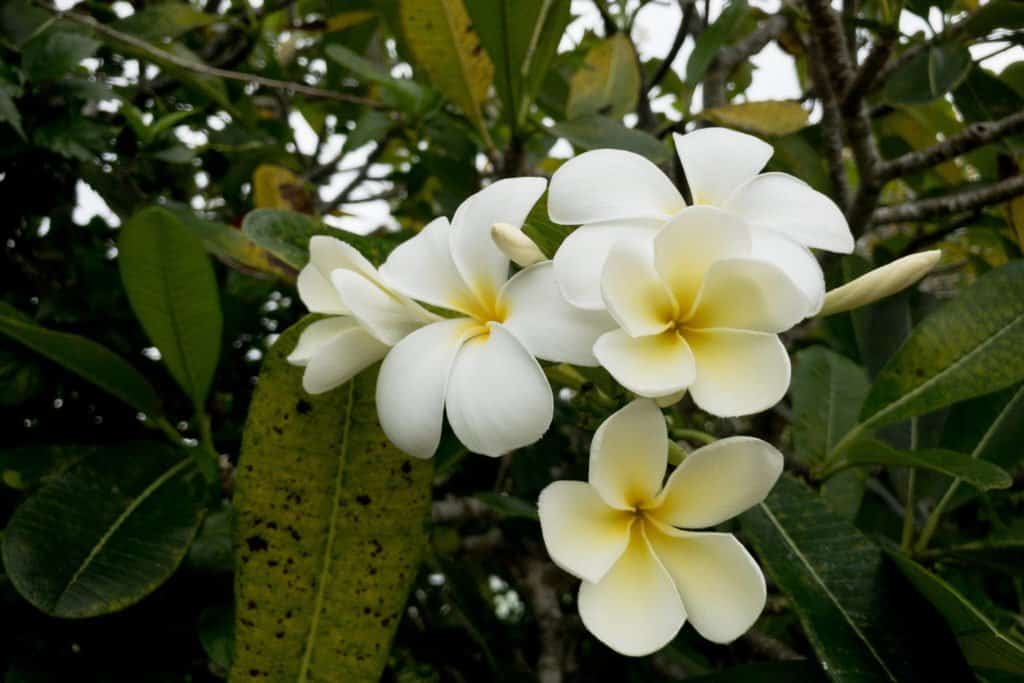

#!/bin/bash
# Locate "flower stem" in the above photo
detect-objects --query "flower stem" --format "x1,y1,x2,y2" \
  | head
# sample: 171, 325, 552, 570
670, 428, 717, 445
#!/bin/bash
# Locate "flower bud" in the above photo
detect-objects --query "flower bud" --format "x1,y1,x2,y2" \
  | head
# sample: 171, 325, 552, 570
818, 250, 941, 316
490, 222, 546, 267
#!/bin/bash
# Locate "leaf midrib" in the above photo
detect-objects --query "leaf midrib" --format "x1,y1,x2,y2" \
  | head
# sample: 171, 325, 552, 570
55, 457, 193, 612
440, 0, 482, 121
868, 309, 1024, 427
759, 501, 898, 681
296, 379, 356, 683
154, 224, 199, 402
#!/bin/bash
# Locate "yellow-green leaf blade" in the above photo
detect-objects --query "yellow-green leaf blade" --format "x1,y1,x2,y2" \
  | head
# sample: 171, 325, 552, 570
231, 318, 433, 682
400, 0, 494, 143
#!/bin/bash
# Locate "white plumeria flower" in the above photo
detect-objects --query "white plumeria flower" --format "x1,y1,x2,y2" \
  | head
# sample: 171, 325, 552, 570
594, 206, 806, 415
375, 178, 614, 459
548, 127, 854, 315
538, 399, 782, 656
288, 236, 438, 394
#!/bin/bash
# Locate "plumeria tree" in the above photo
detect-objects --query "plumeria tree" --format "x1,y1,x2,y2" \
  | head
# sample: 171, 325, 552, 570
2, 0, 1024, 681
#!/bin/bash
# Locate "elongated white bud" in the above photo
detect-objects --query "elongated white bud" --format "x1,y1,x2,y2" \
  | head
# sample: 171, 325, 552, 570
818, 250, 942, 316
491, 222, 546, 267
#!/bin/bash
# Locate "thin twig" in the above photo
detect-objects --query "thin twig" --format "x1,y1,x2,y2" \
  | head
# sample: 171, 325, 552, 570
37, 1, 380, 107
647, 0, 694, 91
878, 110, 1024, 181
872, 175, 1024, 224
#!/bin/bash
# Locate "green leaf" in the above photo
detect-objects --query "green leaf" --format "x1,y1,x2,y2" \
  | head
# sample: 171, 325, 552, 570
549, 115, 669, 162
325, 44, 432, 114
241, 208, 401, 269
742, 475, 970, 681
21, 30, 100, 81
834, 438, 1011, 490
885, 550, 1024, 677
860, 262, 1024, 430
464, 0, 571, 127
2, 444, 205, 618
161, 203, 297, 282
0, 63, 24, 139
702, 100, 810, 137
114, 3, 217, 41
566, 34, 640, 120
884, 44, 972, 105
685, 662, 826, 682
521, 191, 574, 258
0, 444, 92, 491
474, 492, 538, 520
400, 0, 494, 143
953, 67, 1024, 125
685, 0, 749, 85
0, 303, 163, 417
961, 0, 1024, 37
791, 347, 870, 468
231, 318, 433, 681
118, 206, 223, 408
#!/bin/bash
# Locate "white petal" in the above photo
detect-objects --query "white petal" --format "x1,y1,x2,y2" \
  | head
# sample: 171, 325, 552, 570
653, 206, 752, 311
450, 177, 547, 306
376, 318, 482, 459
548, 149, 683, 225
648, 436, 784, 528
750, 230, 826, 316
686, 258, 807, 333
724, 172, 854, 253
646, 522, 767, 644
378, 217, 484, 318
589, 398, 668, 510
552, 219, 663, 310
673, 128, 773, 206
594, 329, 696, 399
578, 525, 686, 657
301, 325, 389, 395
687, 329, 790, 417
297, 264, 347, 315
538, 481, 634, 583
445, 323, 553, 457
287, 317, 355, 366
500, 262, 616, 366
331, 269, 431, 346
601, 238, 677, 337
308, 234, 381, 283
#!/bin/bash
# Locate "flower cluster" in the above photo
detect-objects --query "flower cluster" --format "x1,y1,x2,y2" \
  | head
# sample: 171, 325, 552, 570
288, 127, 938, 656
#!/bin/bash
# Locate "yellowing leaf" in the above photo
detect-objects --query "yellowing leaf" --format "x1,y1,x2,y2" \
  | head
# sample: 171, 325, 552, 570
252, 164, 314, 213
1007, 193, 1024, 251
400, 0, 494, 146
701, 100, 810, 137
566, 34, 640, 120
326, 10, 376, 33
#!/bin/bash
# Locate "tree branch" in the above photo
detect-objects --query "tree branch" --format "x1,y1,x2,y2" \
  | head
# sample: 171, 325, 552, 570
520, 557, 566, 683
872, 175, 1024, 225
38, 2, 380, 107
878, 110, 1024, 181
319, 135, 394, 213
703, 14, 788, 108
843, 38, 894, 107
805, 30, 851, 210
